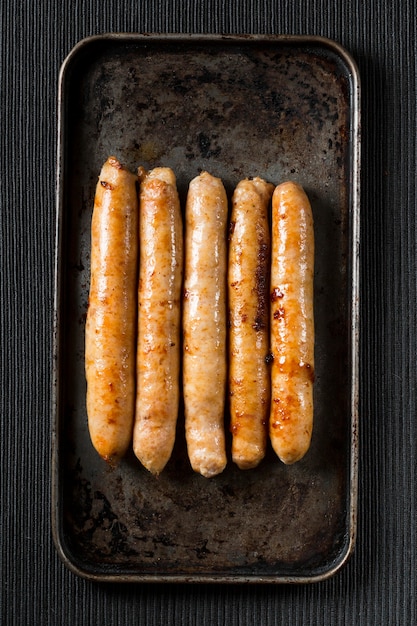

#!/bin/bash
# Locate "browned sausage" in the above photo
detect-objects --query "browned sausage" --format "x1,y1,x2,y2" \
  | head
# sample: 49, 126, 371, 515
228, 177, 274, 469
85, 157, 138, 465
269, 181, 314, 464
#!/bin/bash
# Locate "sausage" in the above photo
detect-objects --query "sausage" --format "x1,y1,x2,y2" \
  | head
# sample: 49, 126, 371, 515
269, 181, 314, 464
183, 171, 228, 478
85, 157, 138, 465
133, 167, 183, 475
228, 178, 274, 469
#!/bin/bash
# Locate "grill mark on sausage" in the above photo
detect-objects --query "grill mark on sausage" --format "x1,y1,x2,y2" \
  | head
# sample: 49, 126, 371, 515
253, 239, 269, 332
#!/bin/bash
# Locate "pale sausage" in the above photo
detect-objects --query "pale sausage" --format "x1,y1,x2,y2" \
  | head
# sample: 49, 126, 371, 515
183, 171, 228, 478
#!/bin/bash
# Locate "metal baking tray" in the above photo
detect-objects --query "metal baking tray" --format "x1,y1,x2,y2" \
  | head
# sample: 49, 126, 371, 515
53, 34, 360, 583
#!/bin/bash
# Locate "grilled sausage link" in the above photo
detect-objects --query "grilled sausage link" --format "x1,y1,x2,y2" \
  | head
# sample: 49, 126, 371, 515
85, 157, 138, 465
183, 171, 228, 478
133, 167, 183, 475
269, 181, 315, 464
228, 178, 274, 469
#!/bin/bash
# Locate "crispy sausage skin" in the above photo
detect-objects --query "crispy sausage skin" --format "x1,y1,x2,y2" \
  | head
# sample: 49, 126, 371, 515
269, 181, 314, 464
228, 178, 274, 469
85, 157, 138, 465
183, 171, 228, 478
133, 167, 183, 475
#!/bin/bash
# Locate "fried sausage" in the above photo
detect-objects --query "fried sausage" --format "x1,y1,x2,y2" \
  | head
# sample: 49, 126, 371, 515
228, 178, 274, 469
133, 167, 183, 475
85, 157, 138, 465
269, 181, 314, 464
183, 171, 228, 478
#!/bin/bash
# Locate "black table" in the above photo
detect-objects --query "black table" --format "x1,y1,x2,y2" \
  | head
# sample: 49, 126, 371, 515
2, 1, 416, 624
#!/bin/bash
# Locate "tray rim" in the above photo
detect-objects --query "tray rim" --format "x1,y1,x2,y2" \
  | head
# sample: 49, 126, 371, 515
52, 32, 361, 584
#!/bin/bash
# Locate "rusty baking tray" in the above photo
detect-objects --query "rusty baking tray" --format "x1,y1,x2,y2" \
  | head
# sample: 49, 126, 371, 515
53, 34, 360, 583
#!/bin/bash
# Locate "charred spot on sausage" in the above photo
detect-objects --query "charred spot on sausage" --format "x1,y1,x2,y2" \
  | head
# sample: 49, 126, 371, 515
271, 287, 284, 301
100, 180, 114, 190
273, 307, 285, 320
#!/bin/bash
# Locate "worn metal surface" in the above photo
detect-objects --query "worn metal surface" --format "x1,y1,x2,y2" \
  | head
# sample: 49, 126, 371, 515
53, 34, 360, 582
